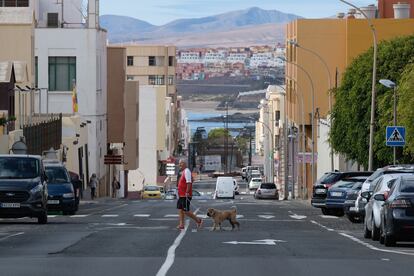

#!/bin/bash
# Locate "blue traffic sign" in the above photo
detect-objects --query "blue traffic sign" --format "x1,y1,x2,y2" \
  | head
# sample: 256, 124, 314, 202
386, 126, 406, 147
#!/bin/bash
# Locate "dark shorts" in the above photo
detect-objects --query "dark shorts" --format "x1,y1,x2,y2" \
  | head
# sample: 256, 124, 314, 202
177, 197, 192, 212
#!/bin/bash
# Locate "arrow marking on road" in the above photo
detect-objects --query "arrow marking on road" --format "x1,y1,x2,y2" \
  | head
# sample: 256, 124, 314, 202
258, 215, 275, 219
289, 214, 307, 220
223, 239, 287, 246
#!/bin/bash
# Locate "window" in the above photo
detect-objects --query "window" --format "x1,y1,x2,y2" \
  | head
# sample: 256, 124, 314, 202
168, 75, 174, 85
148, 56, 156, 66
169, 56, 174, 67
48, 57, 76, 91
1, 0, 29, 7
148, 75, 165, 85
127, 56, 134, 66
126, 75, 134, 81
47, 13, 59, 28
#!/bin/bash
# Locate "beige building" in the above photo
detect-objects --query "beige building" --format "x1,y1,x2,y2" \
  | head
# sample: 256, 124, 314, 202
285, 4, 414, 198
107, 47, 139, 198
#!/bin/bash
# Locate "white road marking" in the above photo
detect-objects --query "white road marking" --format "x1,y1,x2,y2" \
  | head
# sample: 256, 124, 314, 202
339, 232, 414, 256
310, 220, 335, 232
381, 258, 390, 261
0, 232, 24, 242
164, 214, 179, 218
156, 208, 200, 276
236, 215, 244, 219
223, 239, 287, 246
320, 215, 338, 219
290, 214, 307, 220
258, 215, 275, 219
198, 214, 208, 219
149, 218, 177, 221
102, 214, 119, 218
47, 215, 57, 218
70, 214, 90, 218
134, 214, 150, 218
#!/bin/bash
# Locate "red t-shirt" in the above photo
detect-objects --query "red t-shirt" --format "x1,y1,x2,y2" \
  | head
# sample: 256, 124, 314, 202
178, 168, 192, 197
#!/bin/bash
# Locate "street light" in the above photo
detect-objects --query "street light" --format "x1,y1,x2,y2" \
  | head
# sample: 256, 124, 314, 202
379, 79, 397, 165
278, 56, 316, 186
288, 40, 334, 172
340, 0, 378, 171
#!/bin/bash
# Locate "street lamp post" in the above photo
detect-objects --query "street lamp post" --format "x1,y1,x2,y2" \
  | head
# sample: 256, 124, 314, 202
340, 0, 378, 171
379, 79, 397, 165
288, 40, 334, 172
279, 57, 316, 186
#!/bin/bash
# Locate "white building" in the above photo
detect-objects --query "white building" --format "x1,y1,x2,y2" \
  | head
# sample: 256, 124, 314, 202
34, 0, 107, 183
203, 51, 225, 64
249, 52, 274, 68
180, 108, 190, 153
227, 53, 248, 64
179, 52, 201, 63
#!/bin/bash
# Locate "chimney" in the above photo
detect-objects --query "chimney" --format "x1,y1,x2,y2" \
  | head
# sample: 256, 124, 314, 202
359, 4, 377, 19
87, 0, 100, 29
393, 2, 411, 18
347, 8, 356, 19
337, 12, 345, 19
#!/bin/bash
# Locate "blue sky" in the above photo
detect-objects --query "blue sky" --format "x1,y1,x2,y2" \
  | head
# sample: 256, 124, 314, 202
100, 0, 376, 25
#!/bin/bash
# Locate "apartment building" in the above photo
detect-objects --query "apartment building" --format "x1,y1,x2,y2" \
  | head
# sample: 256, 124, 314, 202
285, 2, 414, 198
34, 0, 108, 189
124, 45, 178, 187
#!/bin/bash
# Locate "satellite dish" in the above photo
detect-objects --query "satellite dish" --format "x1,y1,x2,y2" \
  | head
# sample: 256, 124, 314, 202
11, 141, 28, 154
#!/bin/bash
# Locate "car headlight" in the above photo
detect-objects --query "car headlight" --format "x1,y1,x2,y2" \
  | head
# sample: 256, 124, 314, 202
30, 184, 43, 194
62, 193, 75, 198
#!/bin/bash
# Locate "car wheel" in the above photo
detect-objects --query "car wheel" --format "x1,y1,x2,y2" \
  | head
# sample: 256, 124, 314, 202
363, 220, 372, 239
37, 211, 48, 224
321, 208, 331, 215
371, 216, 380, 241
347, 214, 361, 223
384, 233, 396, 247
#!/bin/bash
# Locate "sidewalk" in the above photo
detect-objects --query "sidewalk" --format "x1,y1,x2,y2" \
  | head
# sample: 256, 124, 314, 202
79, 188, 122, 205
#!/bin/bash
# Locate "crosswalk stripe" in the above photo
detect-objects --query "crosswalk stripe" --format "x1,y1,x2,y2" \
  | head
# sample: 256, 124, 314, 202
47, 215, 57, 218
102, 214, 119, 218
320, 215, 338, 219
164, 214, 179, 218
134, 214, 150, 217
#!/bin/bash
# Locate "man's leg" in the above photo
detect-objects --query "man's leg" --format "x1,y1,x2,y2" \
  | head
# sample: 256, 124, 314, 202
178, 209, 185, 227
184, 211, 201, 223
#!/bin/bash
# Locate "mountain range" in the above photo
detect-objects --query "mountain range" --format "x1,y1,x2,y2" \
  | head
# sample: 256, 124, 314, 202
100, 7, 301, 47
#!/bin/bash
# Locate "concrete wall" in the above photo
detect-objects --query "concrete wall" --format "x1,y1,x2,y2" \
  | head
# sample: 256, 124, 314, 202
37, 0, 83, 28
124, 81, 139, 171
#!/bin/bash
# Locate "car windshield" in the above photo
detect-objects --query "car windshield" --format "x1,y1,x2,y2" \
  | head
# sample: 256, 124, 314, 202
0, 157, 40, 179
351, 182, 363, 190
45, 166, 70, 183
318, 173, 339, 184
261, 183, 276, 189
253, 179, 262, 182
144, 186, 159, 191
331, 180, 355, 189
400, 179, 414, 193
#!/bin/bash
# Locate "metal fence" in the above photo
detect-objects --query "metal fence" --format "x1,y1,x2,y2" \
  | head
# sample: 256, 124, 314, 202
23, 114, 62, 155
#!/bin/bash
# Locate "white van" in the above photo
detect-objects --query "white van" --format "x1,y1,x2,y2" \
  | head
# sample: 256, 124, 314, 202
215, 177, 235, 199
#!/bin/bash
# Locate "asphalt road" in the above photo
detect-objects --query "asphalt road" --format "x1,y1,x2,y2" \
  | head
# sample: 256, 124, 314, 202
1, 178, 414, 276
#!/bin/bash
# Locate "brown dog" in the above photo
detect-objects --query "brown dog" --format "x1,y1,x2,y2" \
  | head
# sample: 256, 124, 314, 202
206, 207, 240, 231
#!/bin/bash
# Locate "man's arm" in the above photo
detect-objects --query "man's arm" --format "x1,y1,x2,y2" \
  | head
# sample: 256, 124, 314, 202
184, 168, 192, 195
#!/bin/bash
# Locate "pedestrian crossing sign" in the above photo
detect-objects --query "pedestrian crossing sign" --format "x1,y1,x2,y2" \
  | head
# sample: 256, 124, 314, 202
386, 126, 406, 147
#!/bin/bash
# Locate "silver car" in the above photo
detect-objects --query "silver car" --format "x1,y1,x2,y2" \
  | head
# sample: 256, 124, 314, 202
254, 183, 279, 200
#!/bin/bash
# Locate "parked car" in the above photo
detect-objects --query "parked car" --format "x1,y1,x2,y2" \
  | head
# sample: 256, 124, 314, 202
165, 189, 177, 200
241, 167, 247, 180
192, 190, 210, 200
362, 173, 412, 240
0, 155, 48, 224
377, 175, 414, 246
215, 177, 235, 199
44, 162, 77, 215
343, 181, 365, 223
248, 177, 262, 190
354, 165, 414, 220
254, 182, 278, 200
311, 171, 372, 215
325, 176, 368, 216
142, 185, 162, 199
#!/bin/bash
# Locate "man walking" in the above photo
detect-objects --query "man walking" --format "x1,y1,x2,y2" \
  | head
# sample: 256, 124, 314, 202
89, 173, 98, 200
176, 159, 203, 230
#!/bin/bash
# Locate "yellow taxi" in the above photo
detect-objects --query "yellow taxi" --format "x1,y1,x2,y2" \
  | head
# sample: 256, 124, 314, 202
142, 185, 162, 199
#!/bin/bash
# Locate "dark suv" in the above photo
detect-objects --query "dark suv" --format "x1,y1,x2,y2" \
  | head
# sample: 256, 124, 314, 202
311, 171, 372, 215
0, 155, 48, 224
